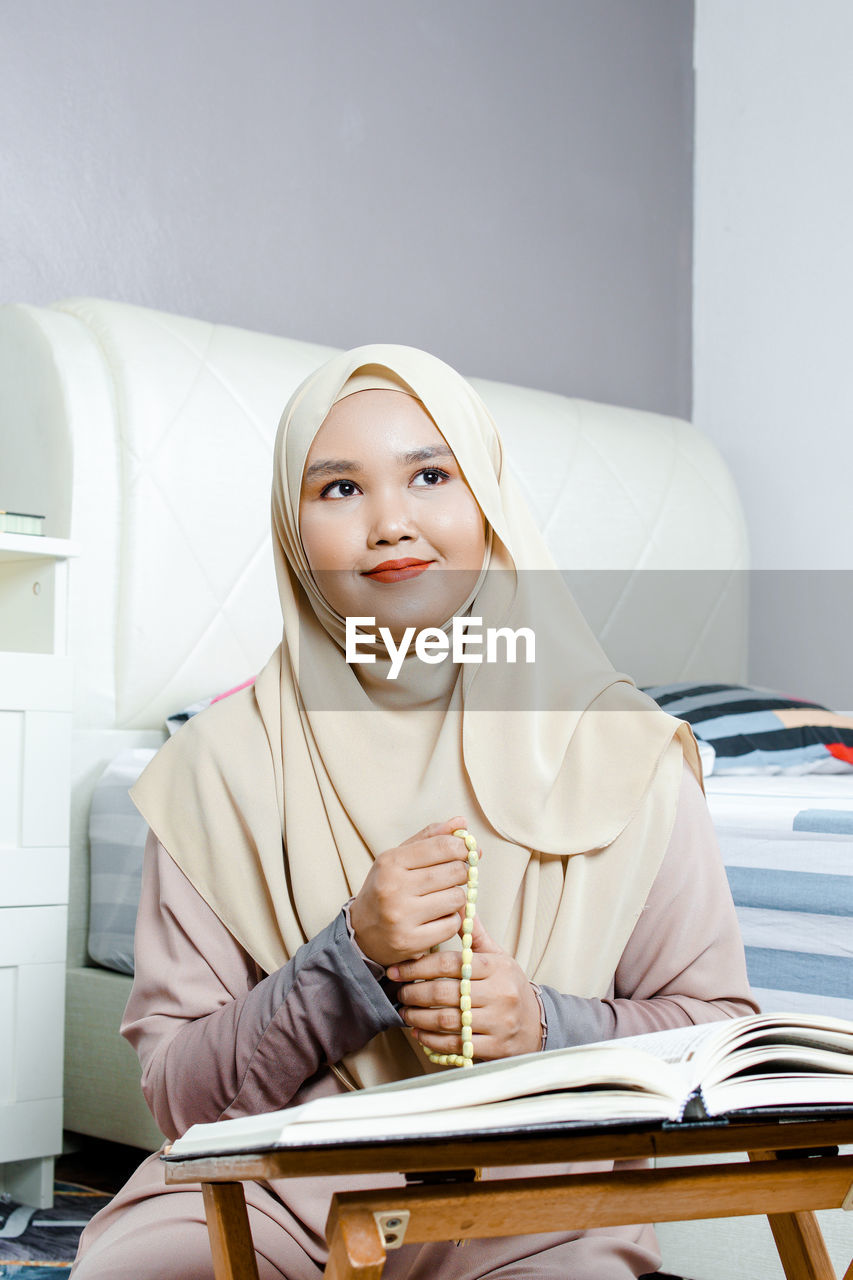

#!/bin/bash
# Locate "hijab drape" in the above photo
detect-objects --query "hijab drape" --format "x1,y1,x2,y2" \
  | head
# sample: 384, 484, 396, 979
132, 344, 700, 1088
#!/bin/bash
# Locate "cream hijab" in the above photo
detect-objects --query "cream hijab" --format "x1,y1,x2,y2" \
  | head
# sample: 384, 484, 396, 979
132, 344, 701, 1088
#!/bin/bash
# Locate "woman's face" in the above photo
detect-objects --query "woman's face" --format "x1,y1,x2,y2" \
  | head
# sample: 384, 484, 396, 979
299, 389, 487, 640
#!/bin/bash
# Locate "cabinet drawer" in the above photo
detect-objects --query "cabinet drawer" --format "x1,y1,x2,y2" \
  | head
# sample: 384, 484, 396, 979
0, 959, 65, 1106
0, 654, 72, 709
0, 709, 71, 848
0, 848, 69, 906
0, 1098, 63, 1164
0, 906, 67, 966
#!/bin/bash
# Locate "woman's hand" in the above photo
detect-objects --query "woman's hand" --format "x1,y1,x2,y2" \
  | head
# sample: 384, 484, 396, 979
388, 916, 542, 1061
349, 818, 471, 968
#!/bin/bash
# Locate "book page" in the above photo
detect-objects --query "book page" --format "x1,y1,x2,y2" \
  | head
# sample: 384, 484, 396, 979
281, 1090, 683, 1147
273, 1043, 686, 1126
607, 1021, 728, 1068
169, 1041, 689, 1157
705, 1072, 853, 1116
681, 1013, 853, 1091
611, 1013, 853, 1083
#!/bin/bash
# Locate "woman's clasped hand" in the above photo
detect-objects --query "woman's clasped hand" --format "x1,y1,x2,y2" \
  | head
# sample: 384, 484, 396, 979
390, 913, 542, 1061
349, 817, 472, 966
350, 816, 542, 1061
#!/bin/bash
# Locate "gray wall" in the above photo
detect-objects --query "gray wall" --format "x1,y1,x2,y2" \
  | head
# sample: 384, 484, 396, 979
694, 0, 853, 709
2, 0, 694, 416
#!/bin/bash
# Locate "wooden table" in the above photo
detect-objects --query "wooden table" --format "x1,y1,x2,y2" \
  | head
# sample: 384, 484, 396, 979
163, 1115, 853, 1280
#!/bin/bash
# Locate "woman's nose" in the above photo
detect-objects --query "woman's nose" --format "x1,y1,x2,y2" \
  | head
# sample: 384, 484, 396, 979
367, 492, 416, 546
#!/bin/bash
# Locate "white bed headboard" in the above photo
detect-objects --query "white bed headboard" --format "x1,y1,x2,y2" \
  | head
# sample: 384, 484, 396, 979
1, 297, 749, 733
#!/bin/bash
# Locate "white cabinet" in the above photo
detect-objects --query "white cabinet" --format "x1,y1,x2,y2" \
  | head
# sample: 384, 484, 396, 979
0, 534, 75, 1207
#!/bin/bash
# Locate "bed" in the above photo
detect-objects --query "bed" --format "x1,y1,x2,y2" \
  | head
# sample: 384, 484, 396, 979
1, 297, 850, 1278
707, 775, 853, 1023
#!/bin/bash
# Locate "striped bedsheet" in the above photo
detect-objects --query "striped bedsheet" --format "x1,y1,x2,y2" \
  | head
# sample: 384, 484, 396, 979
705, 775, 853, 1021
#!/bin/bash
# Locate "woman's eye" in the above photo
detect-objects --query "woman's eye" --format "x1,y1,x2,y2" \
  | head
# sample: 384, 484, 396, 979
320, 479, 360, 499
411, 468, 450, 488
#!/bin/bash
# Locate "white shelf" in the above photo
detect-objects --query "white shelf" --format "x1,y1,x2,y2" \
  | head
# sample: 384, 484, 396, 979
0, 534, 78, 562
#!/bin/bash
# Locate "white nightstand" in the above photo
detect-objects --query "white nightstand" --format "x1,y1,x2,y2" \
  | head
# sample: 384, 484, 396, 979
0, 533, 77, 1207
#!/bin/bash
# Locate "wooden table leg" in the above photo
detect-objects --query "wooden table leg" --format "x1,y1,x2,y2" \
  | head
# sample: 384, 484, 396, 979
201, 1181, 261, 1280
324, 1205, 387, 1280
748, 1151, 838, 1280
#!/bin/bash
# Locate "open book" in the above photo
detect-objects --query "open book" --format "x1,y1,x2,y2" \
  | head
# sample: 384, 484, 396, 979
167, 1013, 853, 1159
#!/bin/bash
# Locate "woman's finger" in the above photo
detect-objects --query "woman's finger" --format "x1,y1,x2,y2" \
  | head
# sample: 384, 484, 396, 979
399, 817, 468, 848
404, 914, 472, 957
388, 948, 484, 985
411, 1018, 518, 1062
467, 913, 501, 952
401, 1001, 468, 1034
399, 832, 472, 872
407, 885, 467, 928
411, 858, 470, 896
397, 975, 472, 1009
412, 1029, 498, 1058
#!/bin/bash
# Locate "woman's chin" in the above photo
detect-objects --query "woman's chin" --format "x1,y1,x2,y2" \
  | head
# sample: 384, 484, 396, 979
366, 571, 480, 636
362, 607, 448, 646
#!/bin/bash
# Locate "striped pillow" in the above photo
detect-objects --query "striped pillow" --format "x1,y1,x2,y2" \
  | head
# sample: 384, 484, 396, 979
642, 683, 853, 775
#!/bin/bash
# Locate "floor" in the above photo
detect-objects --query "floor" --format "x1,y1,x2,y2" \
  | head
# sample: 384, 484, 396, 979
0, 1142, 143, 1278
56, 1135, 147, 1195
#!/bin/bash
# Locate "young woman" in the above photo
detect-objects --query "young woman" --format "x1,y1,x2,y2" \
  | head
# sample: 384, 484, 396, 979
71, 347, 757, 1279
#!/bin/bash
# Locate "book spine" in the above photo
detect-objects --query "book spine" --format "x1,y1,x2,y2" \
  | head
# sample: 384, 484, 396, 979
678, 1089, 711, 1121
0, 512, 46, 535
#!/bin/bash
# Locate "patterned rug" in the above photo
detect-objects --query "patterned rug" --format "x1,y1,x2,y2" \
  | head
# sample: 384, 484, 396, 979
0, 1182, 110, 1278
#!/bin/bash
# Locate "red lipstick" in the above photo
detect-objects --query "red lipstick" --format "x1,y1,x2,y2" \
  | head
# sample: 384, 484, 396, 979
362, 558, 433, 583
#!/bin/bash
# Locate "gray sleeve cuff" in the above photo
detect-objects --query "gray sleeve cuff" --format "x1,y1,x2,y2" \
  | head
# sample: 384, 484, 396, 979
531, 982, 548, 1050
343, 895, 386, 980
256, 909, 403, 1052
538, 985, 617, 1049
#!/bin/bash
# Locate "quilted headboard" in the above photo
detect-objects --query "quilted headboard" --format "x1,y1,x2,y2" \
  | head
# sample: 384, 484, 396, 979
1, 297, 749, 732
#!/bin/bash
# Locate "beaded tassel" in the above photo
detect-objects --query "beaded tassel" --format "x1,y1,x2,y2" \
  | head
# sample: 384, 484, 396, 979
422, 828, 479, 1070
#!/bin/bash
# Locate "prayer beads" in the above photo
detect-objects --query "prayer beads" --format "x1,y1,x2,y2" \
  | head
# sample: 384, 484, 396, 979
422, 828, 479, 1070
